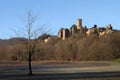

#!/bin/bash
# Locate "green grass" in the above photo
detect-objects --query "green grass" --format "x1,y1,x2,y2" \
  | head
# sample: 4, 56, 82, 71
114, 58, 120, 63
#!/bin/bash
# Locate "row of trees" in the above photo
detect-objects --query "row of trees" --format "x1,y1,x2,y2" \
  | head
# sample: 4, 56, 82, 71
1, 31, 120, 61
54, 32, 120, 61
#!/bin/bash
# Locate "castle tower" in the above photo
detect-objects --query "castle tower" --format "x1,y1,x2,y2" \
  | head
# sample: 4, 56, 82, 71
62, 29, 66, 40
77, 19, 82, 30
62, 29, 70, 40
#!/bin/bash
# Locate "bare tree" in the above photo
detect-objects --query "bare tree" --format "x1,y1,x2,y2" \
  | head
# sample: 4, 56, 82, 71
15, 10, 47, 75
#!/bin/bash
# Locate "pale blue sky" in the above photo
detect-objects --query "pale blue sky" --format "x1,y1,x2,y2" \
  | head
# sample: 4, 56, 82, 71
0, 0, 120, 39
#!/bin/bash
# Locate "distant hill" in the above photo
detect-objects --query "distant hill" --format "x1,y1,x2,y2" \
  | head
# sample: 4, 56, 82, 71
0, 37, 26, 46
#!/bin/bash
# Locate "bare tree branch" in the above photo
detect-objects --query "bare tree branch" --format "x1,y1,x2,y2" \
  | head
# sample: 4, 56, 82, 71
14, 10, 50, 75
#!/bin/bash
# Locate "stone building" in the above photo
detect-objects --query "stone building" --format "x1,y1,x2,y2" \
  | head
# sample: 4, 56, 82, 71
58, 19, 83, 40
70, 25, 77, 35
86, 24, 113, 36
58, 28, 70, 40
86, 24, 99, 36
77, 19, 82, 31
99, 24, 113, 36
58, 19, 114, 40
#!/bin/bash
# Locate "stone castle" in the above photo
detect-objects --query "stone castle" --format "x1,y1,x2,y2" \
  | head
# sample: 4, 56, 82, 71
58, 19, 113, 40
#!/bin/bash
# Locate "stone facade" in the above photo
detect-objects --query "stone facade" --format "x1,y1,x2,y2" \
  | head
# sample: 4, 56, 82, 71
58, 19, 114, 40
58, 19, 83, 40
58, 28, 70, 40
77, 19, 82, 30
86, 24, 113, 36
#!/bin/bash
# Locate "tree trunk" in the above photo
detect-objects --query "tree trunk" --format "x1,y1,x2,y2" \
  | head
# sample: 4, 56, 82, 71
28, 53, 32, 75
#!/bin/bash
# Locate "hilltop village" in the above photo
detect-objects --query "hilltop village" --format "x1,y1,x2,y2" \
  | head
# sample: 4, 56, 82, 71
58, 19, 114, 40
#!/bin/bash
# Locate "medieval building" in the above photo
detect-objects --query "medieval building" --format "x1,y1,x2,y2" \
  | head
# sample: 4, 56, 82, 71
58, 19, 114, 40
58, 19, 84, 40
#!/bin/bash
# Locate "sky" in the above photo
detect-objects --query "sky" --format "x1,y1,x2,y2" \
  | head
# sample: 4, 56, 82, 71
0, 0, 120, 39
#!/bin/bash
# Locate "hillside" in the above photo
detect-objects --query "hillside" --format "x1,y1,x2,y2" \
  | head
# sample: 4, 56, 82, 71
0, 29, 120, 61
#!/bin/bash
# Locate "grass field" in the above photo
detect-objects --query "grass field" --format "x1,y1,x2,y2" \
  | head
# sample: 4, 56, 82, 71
0, 61, 120, 80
